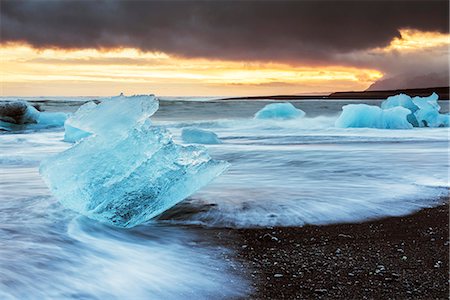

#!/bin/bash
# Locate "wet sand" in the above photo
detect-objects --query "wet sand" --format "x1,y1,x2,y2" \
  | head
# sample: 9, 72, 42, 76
209, 201, 449, 299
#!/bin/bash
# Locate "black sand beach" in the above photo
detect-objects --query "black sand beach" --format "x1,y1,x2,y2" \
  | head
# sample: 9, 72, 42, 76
210, 200, 449, 299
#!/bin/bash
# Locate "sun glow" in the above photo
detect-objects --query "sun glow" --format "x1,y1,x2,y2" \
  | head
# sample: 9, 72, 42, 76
0, 43, 384, 96
378, 29, 450, 52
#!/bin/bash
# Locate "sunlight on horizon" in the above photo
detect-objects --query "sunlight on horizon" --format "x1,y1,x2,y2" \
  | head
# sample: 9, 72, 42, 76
0, 43, 384, 97
1, 27, 448, 97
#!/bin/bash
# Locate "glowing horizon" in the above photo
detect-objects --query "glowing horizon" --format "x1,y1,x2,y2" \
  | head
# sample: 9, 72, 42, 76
1, 28, 448, 97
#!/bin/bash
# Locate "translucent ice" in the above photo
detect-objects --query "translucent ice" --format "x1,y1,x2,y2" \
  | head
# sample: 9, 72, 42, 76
411, 93, 447, 127
381, 94, 419, 126
41, 95, 229, 228
64, 94, 158, 142
335, 104, 413, 129
254, 102, 305, 120
381, 93, 418, 112
337, 92, 448, 129
181, 128, 222, 144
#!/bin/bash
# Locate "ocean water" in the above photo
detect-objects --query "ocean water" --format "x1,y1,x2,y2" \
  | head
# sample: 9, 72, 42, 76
1, 97, 449, 299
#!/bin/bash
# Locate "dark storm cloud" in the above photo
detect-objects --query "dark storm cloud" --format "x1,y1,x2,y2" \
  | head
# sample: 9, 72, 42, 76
1, 0, 449, 63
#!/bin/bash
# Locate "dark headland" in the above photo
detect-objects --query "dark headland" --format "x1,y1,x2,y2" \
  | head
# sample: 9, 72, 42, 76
221, 86, 450, 101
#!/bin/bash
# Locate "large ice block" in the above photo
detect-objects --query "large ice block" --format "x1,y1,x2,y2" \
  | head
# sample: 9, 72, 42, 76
335, 104, 413, 129
336, 92, 449, 129
41, 95, 229, 228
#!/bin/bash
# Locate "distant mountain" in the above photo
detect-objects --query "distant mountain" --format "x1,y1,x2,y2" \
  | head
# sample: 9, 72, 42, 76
221, 86, 449, 101
367, 72, 449, 91
328, 86, 449, 100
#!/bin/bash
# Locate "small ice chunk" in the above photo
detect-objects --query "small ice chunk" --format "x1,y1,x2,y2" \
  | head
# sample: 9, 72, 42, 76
181, 128, 222, 144
42, 94, 229, 228
335, 104, 413, 129
254, 103, 305, 120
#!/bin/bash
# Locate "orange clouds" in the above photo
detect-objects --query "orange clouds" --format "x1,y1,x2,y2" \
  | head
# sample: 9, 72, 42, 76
0, 43, 383, 96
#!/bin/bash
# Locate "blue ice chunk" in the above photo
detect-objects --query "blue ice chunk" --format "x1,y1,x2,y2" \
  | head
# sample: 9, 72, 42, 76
64, 94, 159, 142
41, 94, 229, 228
254, 103, 305, 120
38, 112, 68, 127
438, 114, 450, 127
411, 93, 447, 127
181, 128, 222, 144
381, 93, 419, 126
381, 93, 418, 112
64, 124, 92, 143
335, 104, 413, 129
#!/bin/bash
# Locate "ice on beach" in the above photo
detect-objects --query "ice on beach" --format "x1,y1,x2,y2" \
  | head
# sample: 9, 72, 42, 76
254, 102, 305, 120
337, 92, 449, 129
411, 93, 448, 127
181, 128, 222, 144
381, 93, 419, 126
41, 94, 228, 228
0, 101, 67, 131
381, 93, 418, 112
64, 94, 159, 142
335, 104, 413, 129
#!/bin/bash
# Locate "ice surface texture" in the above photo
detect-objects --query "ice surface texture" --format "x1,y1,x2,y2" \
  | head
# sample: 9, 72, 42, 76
64, 94, 159, 142
181, 128, 222, 144
254, 102, 306, 120
336, 92, 449, 129
0, 101, 67, 131
335, 104, 413, 129
41, 95, 229, 228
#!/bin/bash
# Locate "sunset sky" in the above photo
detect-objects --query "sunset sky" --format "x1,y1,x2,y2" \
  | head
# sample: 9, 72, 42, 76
1, 0, 449, 97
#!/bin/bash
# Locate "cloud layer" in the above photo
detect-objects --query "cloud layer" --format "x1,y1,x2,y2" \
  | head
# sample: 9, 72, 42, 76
1, 0, 448, 64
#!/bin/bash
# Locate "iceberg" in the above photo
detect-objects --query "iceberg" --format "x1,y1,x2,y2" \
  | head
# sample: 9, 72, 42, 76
40, 94, 228, 228
411, 93, 447, 127
181, 128, 222, 144
381, 93, 418, 112
335, 104, 413, 129
254, 102, 305, 120
336, 92, 449, 129
0, 101, 67, 131
381, 93, 419, 126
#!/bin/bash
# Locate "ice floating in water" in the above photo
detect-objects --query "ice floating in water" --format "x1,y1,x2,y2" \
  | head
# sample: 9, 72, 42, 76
0, 101, 67, 131
254, 102, 305, 120
336, 92, 449, 129
182, 128, 222, 144
41, 94, 229, 228
335, 104, 413, 129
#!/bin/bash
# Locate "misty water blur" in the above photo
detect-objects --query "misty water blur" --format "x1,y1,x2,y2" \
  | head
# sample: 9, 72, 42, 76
0, 97, 448, 298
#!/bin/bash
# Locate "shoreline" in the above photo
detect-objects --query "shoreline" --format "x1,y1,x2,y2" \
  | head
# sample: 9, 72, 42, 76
208, 202, 449, 299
